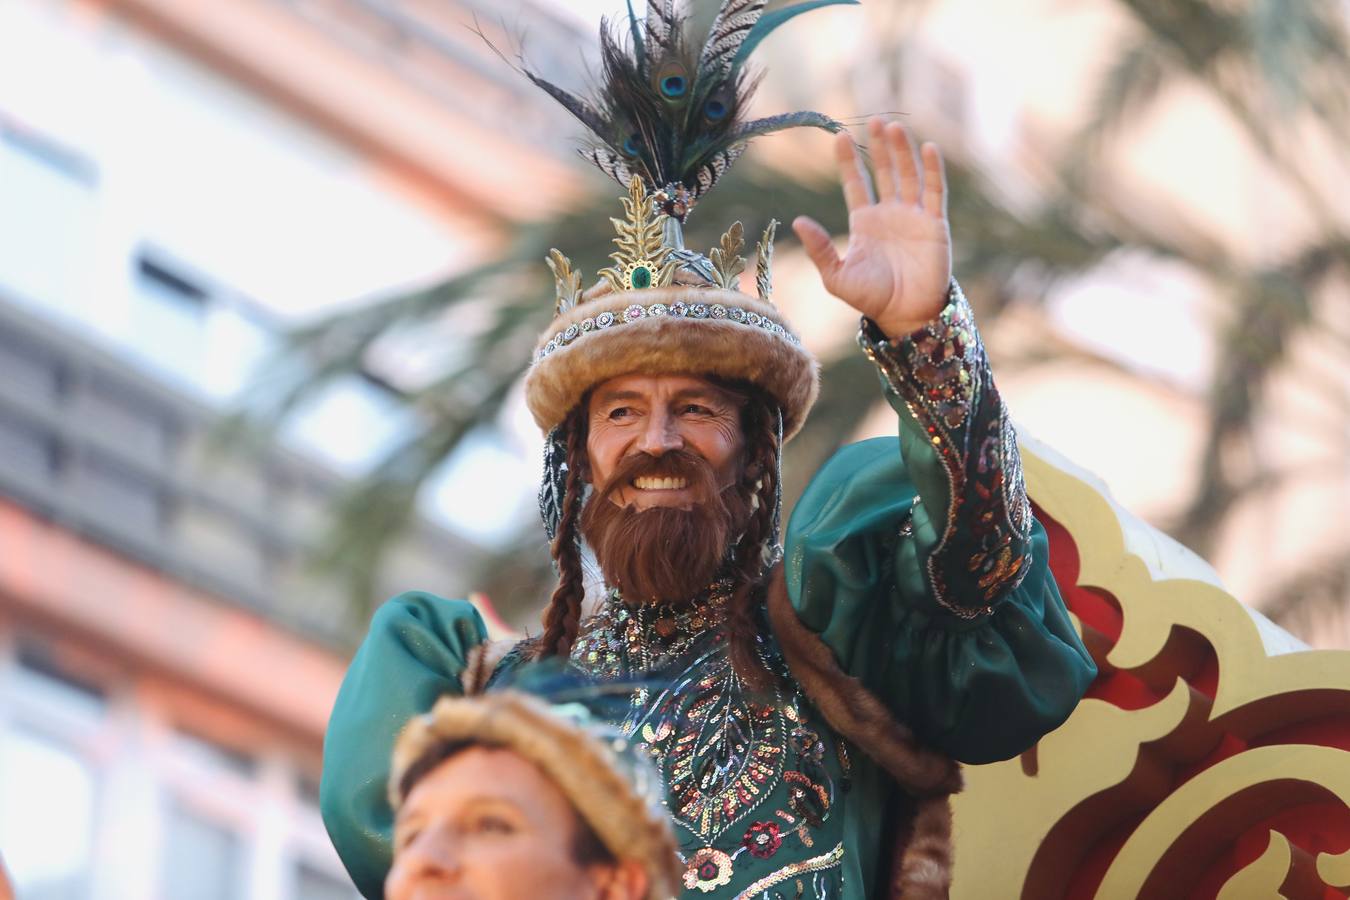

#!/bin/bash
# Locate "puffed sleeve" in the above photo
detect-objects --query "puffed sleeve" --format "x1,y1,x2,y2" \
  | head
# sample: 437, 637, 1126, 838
784, 282, 1095, 765
320, 592, 489, 899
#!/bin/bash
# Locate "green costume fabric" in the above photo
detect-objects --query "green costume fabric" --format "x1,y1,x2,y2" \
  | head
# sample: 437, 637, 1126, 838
320, 289, 1096, 898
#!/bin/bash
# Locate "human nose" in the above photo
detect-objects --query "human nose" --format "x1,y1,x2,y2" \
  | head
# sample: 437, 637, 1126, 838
635, 407, 683, 456
389, 827, 461, 894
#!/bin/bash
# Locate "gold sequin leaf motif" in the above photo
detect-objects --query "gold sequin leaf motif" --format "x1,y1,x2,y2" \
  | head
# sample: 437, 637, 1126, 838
709, 221, 746, 290
598, 175, 677, 294
755, 219, 778, 304
547, 249, 583, 315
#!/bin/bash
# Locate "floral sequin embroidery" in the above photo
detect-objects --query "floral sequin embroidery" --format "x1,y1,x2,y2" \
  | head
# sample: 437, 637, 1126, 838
684, 847, 735, 892
742, 821, 783, 859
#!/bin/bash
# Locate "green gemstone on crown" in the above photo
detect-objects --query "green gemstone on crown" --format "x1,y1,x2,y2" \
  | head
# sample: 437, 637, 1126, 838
631, 265, 652, 289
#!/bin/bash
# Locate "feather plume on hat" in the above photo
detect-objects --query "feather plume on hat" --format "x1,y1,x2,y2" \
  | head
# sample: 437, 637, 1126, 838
524, 0, 858, 221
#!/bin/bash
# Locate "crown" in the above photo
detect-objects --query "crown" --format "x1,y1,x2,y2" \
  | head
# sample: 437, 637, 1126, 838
525, 172, 814, 453
549, 176, 781, 317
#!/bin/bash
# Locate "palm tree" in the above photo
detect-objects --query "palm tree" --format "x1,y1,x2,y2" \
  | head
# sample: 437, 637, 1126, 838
1065, 0, 1350, 615
237, 0, 1350, 641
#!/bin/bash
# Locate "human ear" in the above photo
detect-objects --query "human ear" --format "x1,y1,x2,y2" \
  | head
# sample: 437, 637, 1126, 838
593, 860, 648, 900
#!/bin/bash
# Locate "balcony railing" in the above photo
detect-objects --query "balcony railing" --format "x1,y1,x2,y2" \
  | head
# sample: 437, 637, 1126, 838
0, 294, 479, 649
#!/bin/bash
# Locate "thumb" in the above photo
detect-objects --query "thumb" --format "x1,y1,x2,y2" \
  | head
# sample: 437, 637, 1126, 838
792, 216, 842, 284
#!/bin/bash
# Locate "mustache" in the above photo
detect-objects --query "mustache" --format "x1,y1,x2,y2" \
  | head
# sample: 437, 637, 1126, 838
592, 449, 724, 507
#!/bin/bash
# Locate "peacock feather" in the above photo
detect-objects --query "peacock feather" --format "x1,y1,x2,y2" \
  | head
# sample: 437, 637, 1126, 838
525, 0, 859, 221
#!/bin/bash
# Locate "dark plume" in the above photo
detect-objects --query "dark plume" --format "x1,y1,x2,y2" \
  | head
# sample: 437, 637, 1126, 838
521, 0, 859, 219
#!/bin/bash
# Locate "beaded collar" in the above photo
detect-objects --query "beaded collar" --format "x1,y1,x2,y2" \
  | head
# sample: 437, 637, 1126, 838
570, 578, 735, 680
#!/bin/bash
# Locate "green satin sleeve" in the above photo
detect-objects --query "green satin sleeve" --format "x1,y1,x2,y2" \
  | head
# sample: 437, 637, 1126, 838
319, 592, 488, 899
783, 436, 1096, 765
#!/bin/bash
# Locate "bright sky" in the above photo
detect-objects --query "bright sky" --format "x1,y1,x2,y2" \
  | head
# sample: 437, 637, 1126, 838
550, 0, 632, 25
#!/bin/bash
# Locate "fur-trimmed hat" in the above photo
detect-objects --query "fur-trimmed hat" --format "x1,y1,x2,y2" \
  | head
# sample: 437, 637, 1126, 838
389, 691, 682, 900
526, 275, 818, 442
523, 180, 820, 446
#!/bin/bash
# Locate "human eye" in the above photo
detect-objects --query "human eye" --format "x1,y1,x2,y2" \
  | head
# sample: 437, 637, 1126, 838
607, 405, 635, 421
470, 813, 517, 836
680, 403, 714, 416
394, 825, 421, 851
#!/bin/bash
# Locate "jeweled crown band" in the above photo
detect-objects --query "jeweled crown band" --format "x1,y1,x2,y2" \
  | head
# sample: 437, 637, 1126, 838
537, 297, 801, 363
524, 285, 819, 441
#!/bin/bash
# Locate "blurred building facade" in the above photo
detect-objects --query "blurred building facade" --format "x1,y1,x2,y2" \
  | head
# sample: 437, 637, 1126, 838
0, 0, 575, 896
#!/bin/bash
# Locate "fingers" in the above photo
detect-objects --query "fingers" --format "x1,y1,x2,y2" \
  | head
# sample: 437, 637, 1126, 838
834, 131, 874, 212
887, 121, 922, 205
920, 141, 946, 217
792, 215, 842, 283
838, 118, 946, 218
869, 118, 899, 202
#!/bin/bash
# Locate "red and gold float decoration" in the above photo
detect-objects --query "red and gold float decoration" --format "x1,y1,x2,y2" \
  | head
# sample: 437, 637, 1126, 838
953, 438, 1350, 899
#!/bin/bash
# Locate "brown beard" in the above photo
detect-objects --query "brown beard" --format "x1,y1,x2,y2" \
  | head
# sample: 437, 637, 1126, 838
579, 449, 749, 606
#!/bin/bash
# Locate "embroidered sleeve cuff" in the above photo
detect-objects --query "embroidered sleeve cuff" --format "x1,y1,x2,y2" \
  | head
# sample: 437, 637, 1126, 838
856, 280, 1033, 619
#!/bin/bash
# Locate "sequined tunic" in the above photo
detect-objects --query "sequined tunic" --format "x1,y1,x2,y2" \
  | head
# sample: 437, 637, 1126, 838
560, 587, 853, 898
318, 283, 1097, 899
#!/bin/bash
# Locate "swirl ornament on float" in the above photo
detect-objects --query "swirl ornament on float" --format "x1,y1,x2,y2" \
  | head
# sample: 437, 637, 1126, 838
952, 435, 1350, 900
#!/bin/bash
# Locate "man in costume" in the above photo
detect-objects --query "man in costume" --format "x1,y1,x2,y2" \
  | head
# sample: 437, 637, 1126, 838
321, 2, 1096, 897
386, 690, 681, 900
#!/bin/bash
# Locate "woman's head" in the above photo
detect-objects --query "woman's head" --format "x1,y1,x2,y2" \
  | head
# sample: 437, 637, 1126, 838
386, 692, 681, 900
387, 743, 645, 900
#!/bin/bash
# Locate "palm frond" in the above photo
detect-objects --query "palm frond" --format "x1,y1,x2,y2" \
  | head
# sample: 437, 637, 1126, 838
1173, 239, 1350, 556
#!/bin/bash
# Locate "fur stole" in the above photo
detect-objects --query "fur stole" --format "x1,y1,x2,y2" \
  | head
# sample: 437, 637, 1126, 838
765, 565, 961, 899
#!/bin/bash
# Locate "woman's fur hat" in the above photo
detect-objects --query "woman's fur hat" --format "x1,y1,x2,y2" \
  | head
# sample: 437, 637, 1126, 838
389, 691, 682, 900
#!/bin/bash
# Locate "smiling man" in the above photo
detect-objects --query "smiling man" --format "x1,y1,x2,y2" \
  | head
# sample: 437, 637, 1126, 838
319, 3, 1095, 899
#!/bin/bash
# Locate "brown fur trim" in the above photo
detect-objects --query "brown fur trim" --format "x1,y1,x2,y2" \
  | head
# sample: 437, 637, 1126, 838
525, 286, 819, 440
766, 565, 960, 898
890, 796, 954, 899
390, 692, 682, 900
765, 566, 962, 797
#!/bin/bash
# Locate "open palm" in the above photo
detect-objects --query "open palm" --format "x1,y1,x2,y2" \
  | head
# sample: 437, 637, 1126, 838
793, 118, 953, 337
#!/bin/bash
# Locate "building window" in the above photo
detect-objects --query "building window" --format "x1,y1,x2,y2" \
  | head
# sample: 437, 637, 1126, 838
75, 378, 176, 463
294, 863, 358, 900
0, 728, 99, 900
0, 122, 99, 316
13, 640, 107, 717
160, 800, 244, 900
171, 727, 257, 780
0, 326, 61, 402
129, 251, 211, 387
174, 503, 268, 592
69, 452, 163, 537
0, 408, 54, 491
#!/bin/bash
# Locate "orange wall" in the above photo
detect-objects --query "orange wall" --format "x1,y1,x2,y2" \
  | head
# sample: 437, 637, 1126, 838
0, 497, 345, 746
93, 0, 579, 226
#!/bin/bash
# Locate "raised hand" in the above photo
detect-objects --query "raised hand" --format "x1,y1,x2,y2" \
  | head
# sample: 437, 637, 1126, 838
792, 117, 953, 338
